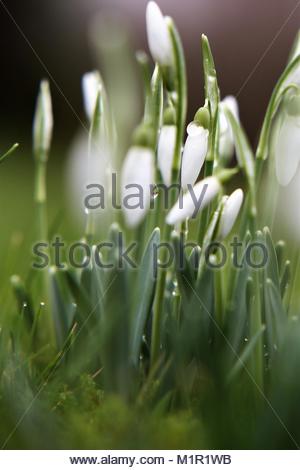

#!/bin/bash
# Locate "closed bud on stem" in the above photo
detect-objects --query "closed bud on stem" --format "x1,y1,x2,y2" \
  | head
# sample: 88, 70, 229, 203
146, 1, 174, 67
82, 71, 102, 122
33, 80, 53, 160
217, 188, 244, 240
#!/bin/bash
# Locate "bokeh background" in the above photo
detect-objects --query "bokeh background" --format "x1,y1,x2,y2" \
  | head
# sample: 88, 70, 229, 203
1, 0, 300, 145
0, 0, 299, 276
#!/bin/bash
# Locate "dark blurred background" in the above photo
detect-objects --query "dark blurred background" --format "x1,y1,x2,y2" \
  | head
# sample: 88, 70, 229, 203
0, 0, 300, 150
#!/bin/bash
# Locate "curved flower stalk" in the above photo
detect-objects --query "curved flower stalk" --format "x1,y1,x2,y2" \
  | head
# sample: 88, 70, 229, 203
121, 146, 155, 227
82, 71, 101, 122
217, 188, 244, 239
166, 176, 221, 225
181, 121, 209, 189
256, 54, 300, 164
146, 2, 174, 67
157, 124, 176, 186
274, 90, 300, 186
219, 96, 239, 165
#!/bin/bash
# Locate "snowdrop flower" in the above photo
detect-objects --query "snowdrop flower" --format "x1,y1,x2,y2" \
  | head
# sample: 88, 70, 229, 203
217, 189, 244, 239
274, 91, 300, 186
33, 80, 53, 156
66, 132, 111, 223
277, 165, 300, 241
181, 121, 209, 189
219, 96, 239, 164
166, 176, 221, 225
157, 125, 176, 186
82, 71, 101, 122
146, 2, 173, 66
121, 146, 155, 227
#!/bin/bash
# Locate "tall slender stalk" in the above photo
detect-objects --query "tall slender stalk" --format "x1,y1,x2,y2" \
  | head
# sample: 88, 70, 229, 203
197, 36, 220, 245
33, 80, 54, 343
151, 18, 187, 367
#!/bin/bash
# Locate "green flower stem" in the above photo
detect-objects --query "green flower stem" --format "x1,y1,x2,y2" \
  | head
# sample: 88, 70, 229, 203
151, 19, 187, 367
84, 211, 96, 245
255, 156, 264, 193
84, 92, 102, 244
256, 55, 300, 162
150, 224, 171, 366
197, 36, 219, 244
167, 18, 187, 175
214, 258, 224, 328
34, 156, 54, 344
251, 273, 264, 390
197, 160, 214, 245
150, 177, 178, 367
249, 232, 264, 390
136, 51, 152, 121
150, 66, 163, 144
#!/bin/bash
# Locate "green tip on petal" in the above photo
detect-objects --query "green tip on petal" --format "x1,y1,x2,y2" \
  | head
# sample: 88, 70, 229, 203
194, 106, 210, 129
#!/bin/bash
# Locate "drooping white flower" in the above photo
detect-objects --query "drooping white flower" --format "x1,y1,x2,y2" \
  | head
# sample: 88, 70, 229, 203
277, 165, 300, 241
33, 80, 53, 156
275, 117, 300, 186
66, 132, 112, 224
219, 95, 239, 164
146, 1, 173, 66
166, 176, 221, 225
217, 188, 244, 239
82, 71, 101, 122
274, 92, 300, 186
181, 122, 209, 189
121, 146, 155, 227
157, 125, 176, 186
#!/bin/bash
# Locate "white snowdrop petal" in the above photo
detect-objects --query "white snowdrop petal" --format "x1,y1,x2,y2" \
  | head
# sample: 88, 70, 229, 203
187, 121, 202, 137
219, 96, 239, 164
146, 2, 173, 66
66, 132, 112, 223
166, 176, 220, 225
218, 189, 244, 239
157, 125, 176, 186
65, 132, 113, 223
82, 72, 101, 122
181, 126, 208, 189
222, 96, 239, 122
219, 110, 229, 135
219, 129, 234, 163
121, 146, 155, 227
275, 115, 300, 186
